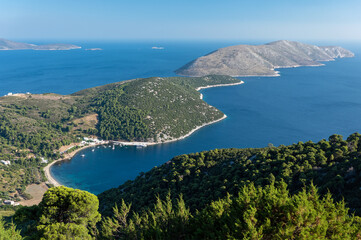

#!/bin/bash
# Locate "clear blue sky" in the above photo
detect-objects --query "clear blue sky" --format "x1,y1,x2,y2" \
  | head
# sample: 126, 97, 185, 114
1, 0, 361, 41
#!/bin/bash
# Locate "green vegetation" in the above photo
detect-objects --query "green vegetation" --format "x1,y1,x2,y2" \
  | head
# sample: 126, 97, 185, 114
0, 218, 22, 240
12, 184, 361, 239
0, 94, 84, 199
78, 75, 239, 141
14, 186, 101, 239
101, 183, 361, 240
99, 133, 361, 217
0, 75, 240, 200
9, 132, 361, 238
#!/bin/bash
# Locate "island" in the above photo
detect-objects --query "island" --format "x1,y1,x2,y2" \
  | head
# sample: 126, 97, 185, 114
85, 48, 103, 51
0, 75, 242, 204
175, 40, 354, 77
0, 38, 81, 50
151, 46, 164, 50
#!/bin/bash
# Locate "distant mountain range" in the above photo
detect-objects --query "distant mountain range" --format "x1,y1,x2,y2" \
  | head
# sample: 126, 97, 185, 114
175, 40, 354, 77
0, 38, 81, 50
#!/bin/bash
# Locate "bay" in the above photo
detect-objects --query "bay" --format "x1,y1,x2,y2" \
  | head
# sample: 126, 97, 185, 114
1, 41, 360, 194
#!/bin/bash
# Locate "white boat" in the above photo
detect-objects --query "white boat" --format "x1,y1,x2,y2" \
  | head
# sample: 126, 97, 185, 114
92, 149, 95, 152
112, 145, 115, 150
81, 154, 85, 157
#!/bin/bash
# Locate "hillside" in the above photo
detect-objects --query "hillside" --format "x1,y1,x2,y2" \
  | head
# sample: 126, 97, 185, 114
0, 38, 81, 50
73, 75, 241, 142
98, 133, 361, 216
0, 75, 241, 200
175, 40, 354, 77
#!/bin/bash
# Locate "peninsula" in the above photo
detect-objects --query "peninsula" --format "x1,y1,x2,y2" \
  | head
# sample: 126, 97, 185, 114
0, 38, 81, 50
0, 75, 242, 202
175, 40, 354, 77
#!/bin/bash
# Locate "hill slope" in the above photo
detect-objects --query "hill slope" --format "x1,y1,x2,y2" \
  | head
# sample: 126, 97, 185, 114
175, 40, 354, 77
98, 133, 361, 216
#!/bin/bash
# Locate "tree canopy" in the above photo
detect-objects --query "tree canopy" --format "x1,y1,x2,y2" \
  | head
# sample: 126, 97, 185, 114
14, 186, 101, 239
101, 182, 361, 239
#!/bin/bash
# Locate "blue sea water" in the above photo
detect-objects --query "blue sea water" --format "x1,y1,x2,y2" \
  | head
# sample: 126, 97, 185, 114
1, 41, 361, 194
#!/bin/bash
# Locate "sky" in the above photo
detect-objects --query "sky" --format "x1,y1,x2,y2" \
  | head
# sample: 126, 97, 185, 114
1, 0, 361, 41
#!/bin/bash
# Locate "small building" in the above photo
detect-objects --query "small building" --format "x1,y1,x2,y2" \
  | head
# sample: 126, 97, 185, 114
3, 200, 14, 205
1, 160, 11, 165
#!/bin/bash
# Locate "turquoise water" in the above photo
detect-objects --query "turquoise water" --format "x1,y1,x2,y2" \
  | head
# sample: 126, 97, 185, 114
1, 41, 361, 194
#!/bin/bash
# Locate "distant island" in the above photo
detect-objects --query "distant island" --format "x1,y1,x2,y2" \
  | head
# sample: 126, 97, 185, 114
0, 38, 81, 50
85, 48, 103, 51
176, 40, 354, 77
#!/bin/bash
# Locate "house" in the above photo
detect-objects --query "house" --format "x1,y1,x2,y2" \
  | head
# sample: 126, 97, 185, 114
0, 160, 11, 165
3, 200, 14, 205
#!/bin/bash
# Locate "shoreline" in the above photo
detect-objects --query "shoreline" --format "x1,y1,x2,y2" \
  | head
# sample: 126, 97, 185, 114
195, 81, 244, 91
43, 81, 243, 189
44, 142, 109, 186
114, 81, 244, 146
179, 62, 335, 78
113, 114, 228, 147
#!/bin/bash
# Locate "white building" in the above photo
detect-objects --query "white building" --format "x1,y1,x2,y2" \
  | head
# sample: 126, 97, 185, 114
0, 160, 11, 165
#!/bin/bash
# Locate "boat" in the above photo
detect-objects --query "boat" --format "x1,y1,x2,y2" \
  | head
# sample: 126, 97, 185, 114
92, 149, 95, 152
112, 145, 115, 150
136, 144, 147, 148
81, 154, 85, 157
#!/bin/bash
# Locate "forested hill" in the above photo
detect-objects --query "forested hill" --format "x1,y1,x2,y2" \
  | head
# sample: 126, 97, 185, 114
0, 75, 240, 199
73, 75, 241, 142
98, 133, 361, 216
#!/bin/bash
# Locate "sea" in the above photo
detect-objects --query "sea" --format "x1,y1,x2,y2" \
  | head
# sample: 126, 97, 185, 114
1, 40, 361, 194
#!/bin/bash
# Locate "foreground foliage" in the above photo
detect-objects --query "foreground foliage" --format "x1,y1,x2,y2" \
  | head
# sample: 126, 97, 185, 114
102, 183, 361, 239
13, 183, 361, 239
14, 186, 101, 239
0, 218, 23, 240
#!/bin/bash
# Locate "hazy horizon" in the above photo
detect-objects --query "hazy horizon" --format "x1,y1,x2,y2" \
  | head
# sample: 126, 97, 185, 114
1, 0, 361, 42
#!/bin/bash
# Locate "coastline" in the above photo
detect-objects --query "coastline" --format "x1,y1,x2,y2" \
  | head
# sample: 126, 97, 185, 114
195, 81, 244, 91
113, 114, 228, 147
43, 81, 243, 190
44, 142, 109, 186
114, 81, 244, 146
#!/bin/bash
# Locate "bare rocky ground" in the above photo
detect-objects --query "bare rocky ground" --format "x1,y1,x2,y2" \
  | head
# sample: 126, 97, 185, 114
176, 40, 354, 77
